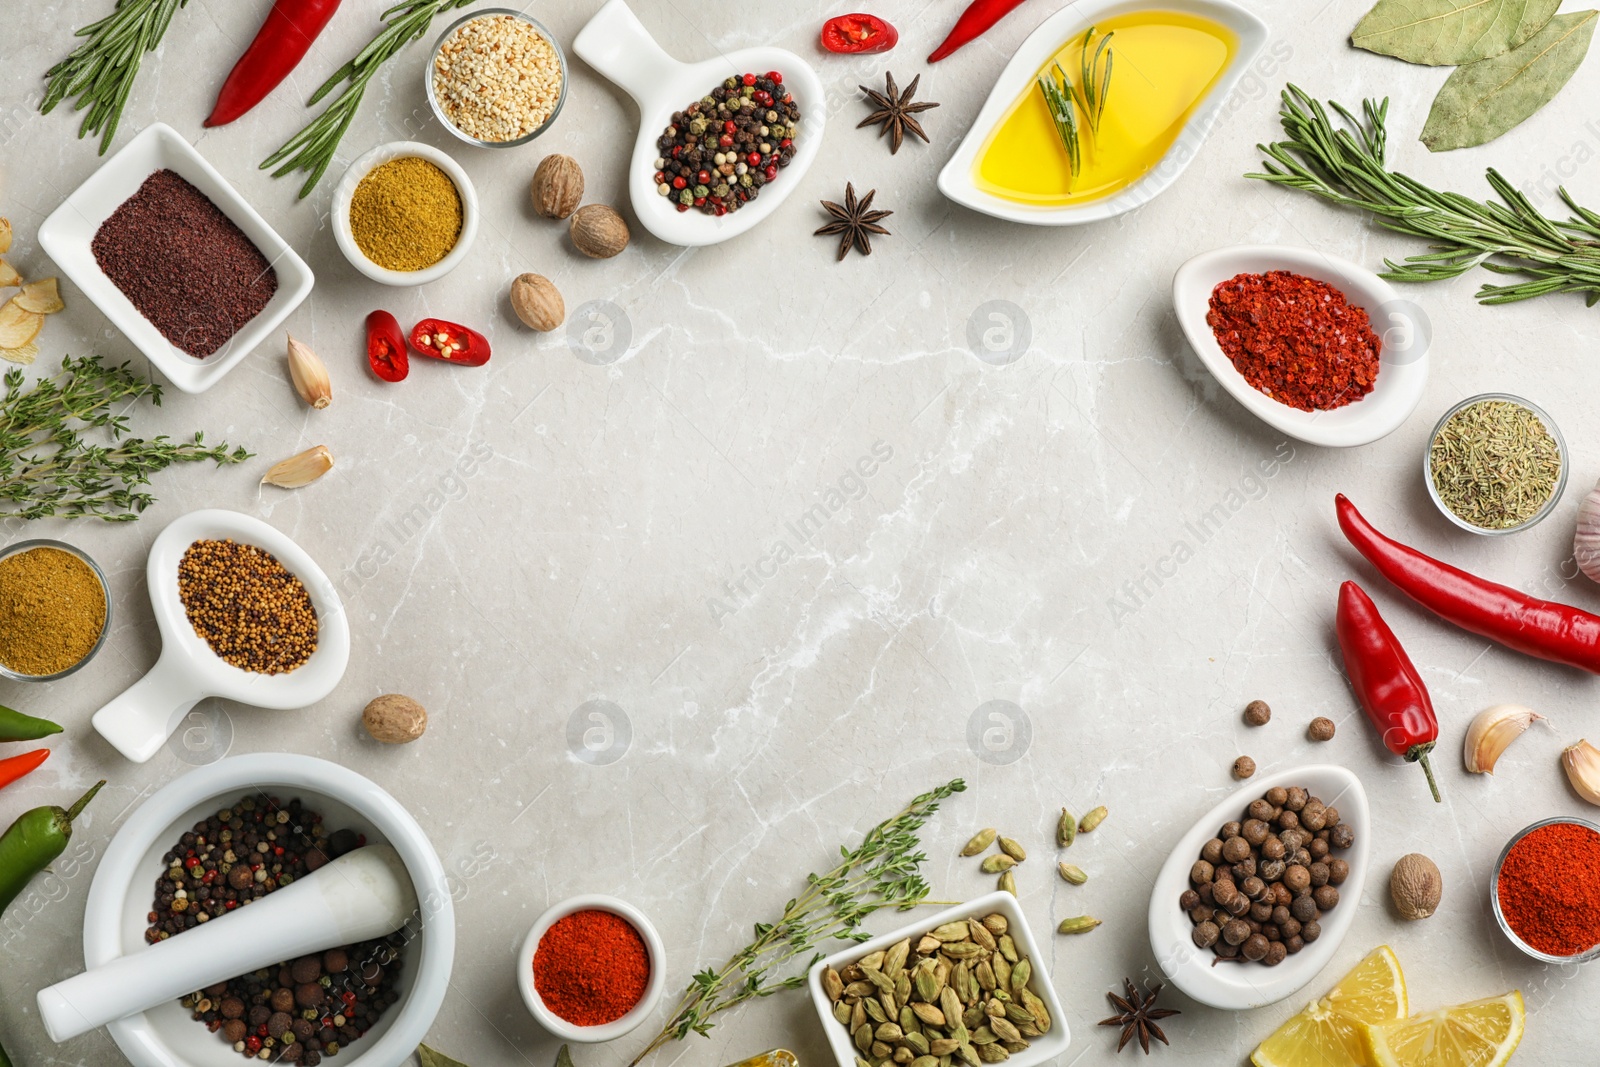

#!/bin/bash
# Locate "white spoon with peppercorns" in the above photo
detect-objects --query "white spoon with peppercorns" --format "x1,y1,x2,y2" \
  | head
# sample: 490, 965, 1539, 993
574, 0, 826, 247
92, 509, 351, 763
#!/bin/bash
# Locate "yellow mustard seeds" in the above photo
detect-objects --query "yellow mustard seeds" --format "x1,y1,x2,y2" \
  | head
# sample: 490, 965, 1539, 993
348, 157, 463, 272
0, 545, 107, 676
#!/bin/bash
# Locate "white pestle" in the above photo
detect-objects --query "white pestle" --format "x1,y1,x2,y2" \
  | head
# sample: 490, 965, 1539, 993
37, 844, 416, 1043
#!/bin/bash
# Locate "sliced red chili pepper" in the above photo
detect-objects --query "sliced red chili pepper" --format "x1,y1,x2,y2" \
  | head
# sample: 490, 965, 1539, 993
365, 310, 408, 383
821, 13, 899, 54
409, 319, 490, 367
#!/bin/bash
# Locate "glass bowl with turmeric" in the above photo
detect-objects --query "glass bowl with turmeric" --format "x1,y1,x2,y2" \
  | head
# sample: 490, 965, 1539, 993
331, 141, 480, 286
0, 539, 112, 681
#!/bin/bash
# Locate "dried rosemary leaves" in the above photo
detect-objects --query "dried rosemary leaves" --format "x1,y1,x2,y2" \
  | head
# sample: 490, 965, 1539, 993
1428, 397, 1563, 531
820, 913, 1053, 1067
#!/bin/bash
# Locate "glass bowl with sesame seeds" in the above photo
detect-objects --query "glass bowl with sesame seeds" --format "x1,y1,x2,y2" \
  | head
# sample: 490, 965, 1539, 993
426, 9, 567, 148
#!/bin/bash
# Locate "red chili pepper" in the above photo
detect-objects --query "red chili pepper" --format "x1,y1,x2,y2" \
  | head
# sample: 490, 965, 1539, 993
205, 0, 344, 127
409, 319, 490, 367
365, 310, 408, 383
821, 13, 899, 53
0, 748, 50, 792
1337, 494, 1600, 673
928, 0, 1030, 62
1336, 581, 1441, 803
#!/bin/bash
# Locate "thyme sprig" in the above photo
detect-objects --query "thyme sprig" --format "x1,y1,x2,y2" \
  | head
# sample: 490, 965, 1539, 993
41, 0, 190, 155
1251, 85, 1600, 307
261, 0, 479, 198
0, 356, 251, 521
628, 778, 967, 1067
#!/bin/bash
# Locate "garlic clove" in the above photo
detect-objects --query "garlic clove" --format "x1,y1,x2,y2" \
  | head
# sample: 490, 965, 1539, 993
286, 334, 331, 410
1563, 739, 1600, 806
1575, 477, 1600, 583
1463, 703, 1544, 774
262, 445, 333, 488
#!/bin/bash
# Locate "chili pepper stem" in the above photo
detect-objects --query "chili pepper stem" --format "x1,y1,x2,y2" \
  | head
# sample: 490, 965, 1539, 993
1408, 745, 1442, 803
66, 780, 106, 823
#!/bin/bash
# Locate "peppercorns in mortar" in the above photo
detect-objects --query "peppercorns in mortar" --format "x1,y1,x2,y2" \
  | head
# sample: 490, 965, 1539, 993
654, 72, 799, 216
1182, 785, 1353, 966
147, 794, 406, 1063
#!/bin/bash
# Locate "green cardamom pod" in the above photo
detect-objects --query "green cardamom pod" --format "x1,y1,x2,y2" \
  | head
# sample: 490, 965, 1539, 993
942, 941, 983, 960
834, 1001, 854, 1025
1056, 915, 1102, 935
900, 1006, 918, 1033
866, 969, 897, 995
997, 837, 1027, 863
824, 967, 845, 1002
930, 1039, 960, 1057
955, 1043, 980, 1067
855, 1024, 875, 1052
997, 870, 1017, 896
976, 1042, 1009, 1064
851, 1000, 868, 1032
969, 1027, 997, 1046
975, 960, 996, 991
911, 1003, 945, 1028
990, 1018, 1023, 1045
1078, 806, 1108, 834
897, 973, 913, 1008
875, 1023, 904, 1043
914, 968, 940, 1004
906, 1034, 931, 1058
960, 829, 998, 856
1017, 1024, 1041, 1040
940, 987, 964, 1027
865, 998, 887, 1024
967, 918, 996, 951
997, 936, 1018, 963
1056, 807, 1076, 848
1020, 990, 1051, 1034
846, 981, 877, 998
1008, 958, 1031, 993
931, 921, 972, 943
1057, 862, 1088, 885
992, 953, 1011, 990
911, 1057, 939, 1067
861, 950, 887, 971
978, 854, 1017, 874
856, 1058, 873, 1067
885, 938, 912, 976
981, 913, 1007, 936
1001, 1041, 1030, 1055
1004, 1003, 1034, 1025
962, 1004, 985, 1030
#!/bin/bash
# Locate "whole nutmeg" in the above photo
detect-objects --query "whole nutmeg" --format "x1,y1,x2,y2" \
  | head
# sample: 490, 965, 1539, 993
1233, 755, 1256, 779
362, 694, 427, 744
1390, 852, 1442, 920
1308, 716, 1336, 742
531, 154, 584, 219
1244, 699, 1271, 726
510, 273, 565, 331
570, 204, 630, 258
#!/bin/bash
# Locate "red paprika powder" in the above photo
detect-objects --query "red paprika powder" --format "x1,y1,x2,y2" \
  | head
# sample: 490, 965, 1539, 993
1497, 821, 1600, 957
534, 909, 651, 1025
1206, 270, 1381, 412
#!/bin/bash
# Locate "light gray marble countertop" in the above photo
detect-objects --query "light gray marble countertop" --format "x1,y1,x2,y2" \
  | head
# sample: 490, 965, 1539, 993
4, 0, 1600, 1063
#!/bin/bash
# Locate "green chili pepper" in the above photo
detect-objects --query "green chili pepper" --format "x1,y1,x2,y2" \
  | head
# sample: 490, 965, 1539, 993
0, 1035, 12, 1066
0, 780, 104, 917
0, 705, 62, 743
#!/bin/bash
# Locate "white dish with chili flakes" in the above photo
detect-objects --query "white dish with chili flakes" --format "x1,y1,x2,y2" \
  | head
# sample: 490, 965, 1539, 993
1173, 245, 1430, 448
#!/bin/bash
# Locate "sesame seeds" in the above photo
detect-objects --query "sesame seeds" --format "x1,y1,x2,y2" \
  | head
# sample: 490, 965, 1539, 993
178, 539, 319, 675
431, 14, 563, 143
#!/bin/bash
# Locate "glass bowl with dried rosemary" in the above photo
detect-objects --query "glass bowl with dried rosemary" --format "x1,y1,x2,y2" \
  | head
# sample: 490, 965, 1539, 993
1424, 393, 1567, 536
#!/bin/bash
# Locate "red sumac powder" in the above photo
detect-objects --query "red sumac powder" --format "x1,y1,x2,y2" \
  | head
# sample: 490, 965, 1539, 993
1206, 270, 1380, 412
534, 909, 650, 1026
1497, 821, 1600, 957
91, 169, 278, 358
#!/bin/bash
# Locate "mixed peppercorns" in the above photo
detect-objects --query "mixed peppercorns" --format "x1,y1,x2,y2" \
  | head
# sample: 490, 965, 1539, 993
654, 72, 799, 216
147, 795, 405, 1063
1181, 785, 1354, 966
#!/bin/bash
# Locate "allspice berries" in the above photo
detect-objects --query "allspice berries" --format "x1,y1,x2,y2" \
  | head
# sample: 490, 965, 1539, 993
1244, 699, 1271, 726
1309, 717, 1336, 742
1233, 755, 1256, 779
1390, 853, 1442, 920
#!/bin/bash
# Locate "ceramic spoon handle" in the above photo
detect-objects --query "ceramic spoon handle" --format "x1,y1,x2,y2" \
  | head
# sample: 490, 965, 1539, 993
574, 0, 681, 110
91, 651, 206, 764
36, 846, 418, 1043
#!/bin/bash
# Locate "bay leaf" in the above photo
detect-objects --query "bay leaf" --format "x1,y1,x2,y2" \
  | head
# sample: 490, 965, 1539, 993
418, 1045, 472, 1067
1352, 0, 1561, 65
1421, 10, 1597, 150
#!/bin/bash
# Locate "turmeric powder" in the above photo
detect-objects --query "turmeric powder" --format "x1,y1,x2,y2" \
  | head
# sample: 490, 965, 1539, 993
348, 157, 463, 272
0, 546, 107, 676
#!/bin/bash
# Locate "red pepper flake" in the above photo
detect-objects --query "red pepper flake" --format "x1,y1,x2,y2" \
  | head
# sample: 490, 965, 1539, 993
1206, 270, 1381, 412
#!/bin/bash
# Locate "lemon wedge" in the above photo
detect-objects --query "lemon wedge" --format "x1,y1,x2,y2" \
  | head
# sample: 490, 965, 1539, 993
1251, 945, 1408, 1067
1362, 991, 1524, 1067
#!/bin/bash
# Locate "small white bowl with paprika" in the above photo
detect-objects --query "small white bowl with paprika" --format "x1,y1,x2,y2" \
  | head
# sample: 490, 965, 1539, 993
517, 894, 666, 1042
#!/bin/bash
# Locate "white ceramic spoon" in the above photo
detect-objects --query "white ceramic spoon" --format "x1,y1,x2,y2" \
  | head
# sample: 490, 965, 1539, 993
573, 0, 825, 248
93, 509, 351, 763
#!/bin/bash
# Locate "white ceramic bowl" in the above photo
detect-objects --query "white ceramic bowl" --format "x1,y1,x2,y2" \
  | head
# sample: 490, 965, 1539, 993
81, 753, 454, 1067
426, 8, 568, 148
573, 0, 825, 248
937, 0, 1267, 225
1147, 764, 1371, 1010
517, 894, 667, 1042
37, 122, 313, 395
92, 509, 351, 763
331, 141, 480, 286
807, 891, 1071, 1067
0, 538, 112, 682
1173, 245, 1431, 447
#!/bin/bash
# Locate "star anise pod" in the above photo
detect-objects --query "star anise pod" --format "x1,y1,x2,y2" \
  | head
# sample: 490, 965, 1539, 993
857, 72, 939, 154
1099, 978, 1180, 1054
815, 183, 893, 260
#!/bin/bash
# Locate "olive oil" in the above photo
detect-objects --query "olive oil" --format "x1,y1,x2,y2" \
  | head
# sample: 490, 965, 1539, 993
975, 10, 1237, 205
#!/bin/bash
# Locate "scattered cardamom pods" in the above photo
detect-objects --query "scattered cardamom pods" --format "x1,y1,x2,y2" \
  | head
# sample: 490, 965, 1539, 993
997, 837, 1027, 863
997, 870, 1017, 896
1078, 805, 1108, 834
1057, 862, 1087, 885
978, 855, 1017, 874
960, 828, 998, 856
1056, 915, 1101, 935
1056, 807, 1076, 848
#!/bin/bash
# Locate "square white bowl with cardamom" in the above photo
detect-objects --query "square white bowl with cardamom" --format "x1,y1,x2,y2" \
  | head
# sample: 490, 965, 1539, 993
806, 890, 1069, 1067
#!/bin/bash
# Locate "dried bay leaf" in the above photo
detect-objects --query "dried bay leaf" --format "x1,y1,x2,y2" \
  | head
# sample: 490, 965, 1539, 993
1422, 10, 1598, 150
418, 1045, 473, 1067
1352, 0, 1561, 65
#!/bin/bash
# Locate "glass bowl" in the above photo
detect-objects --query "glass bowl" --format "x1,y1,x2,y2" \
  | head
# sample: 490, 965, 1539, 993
0, 538, 113, 682
426, 8, 567, 148
1491, 816, 1600, 963
1424, 392, 1568, 536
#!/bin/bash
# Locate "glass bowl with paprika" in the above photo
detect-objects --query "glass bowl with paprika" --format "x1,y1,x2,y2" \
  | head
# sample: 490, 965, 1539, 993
1492, 816, 1600, 964
331, 140, 480, 286
1424, 393, 1568, 537
0, 538, 112, 682
518, 894, 666, 1042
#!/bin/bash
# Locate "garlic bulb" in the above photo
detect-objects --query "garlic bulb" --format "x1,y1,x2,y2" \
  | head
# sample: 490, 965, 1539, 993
1463, 704, 1544, 774
1575, 478, 1600, 582
1563, 739, 1600, 806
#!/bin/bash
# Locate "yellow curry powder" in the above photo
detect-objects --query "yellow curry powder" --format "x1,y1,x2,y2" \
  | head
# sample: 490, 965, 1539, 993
0, 546, 107, 676
348, 157, 463, 272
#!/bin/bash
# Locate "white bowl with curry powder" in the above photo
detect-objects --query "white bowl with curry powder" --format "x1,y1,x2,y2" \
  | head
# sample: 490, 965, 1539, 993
332, 141, 479, 286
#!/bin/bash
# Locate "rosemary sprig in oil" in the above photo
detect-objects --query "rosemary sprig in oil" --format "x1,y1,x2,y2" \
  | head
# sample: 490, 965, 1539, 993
1038, 27, 1115, 186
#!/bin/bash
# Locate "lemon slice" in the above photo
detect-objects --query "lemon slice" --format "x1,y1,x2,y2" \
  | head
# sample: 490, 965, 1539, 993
1251, 945, 1408, 1067
1362, 991, 1524, 1067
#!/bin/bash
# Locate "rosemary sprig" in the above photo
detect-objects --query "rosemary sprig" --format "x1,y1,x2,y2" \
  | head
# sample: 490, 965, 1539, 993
40, 0, 190, 155
1039, 66, 1082, 182
1250, 85, 1600, 307
261, 0, 479, 198
1080, 27, 1114, 133
0, 356, 251, 521
1038, 28, 1115, 187
627, 778, 967, 1067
